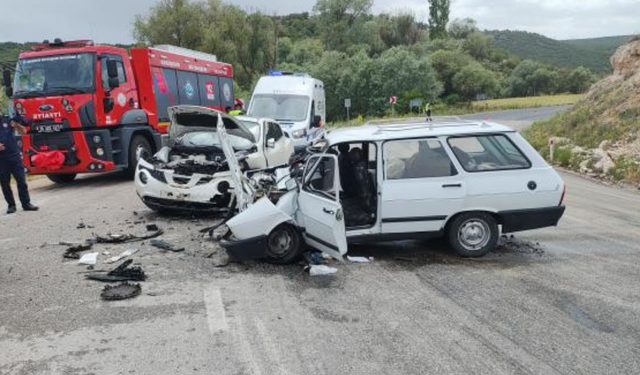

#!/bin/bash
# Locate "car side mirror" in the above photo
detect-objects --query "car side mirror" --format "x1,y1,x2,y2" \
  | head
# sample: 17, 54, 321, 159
312, 115, 322, 128
106, 59, 120, 89
267, 138, 275, 148
3, 69, 13, 97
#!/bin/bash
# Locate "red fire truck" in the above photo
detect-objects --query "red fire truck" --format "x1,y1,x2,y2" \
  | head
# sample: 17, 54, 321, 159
2, 39, 235, 183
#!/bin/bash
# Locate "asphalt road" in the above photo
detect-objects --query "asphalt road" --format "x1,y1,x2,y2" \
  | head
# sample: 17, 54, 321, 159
2, 106, 640, 375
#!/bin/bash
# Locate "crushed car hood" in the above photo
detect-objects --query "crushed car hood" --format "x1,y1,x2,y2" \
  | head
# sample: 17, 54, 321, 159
167, 106, 256, 144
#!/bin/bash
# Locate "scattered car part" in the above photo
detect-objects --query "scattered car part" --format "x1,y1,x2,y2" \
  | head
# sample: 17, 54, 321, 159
100, 282, 142, 301
347, 256, 372, 263
146, 224, 159, 232
86, 260, 146, 282
105, 247, 139, 264
306, 265, 338, 276
78, 252, 98, 265
95, 230, 163, 244
150, 239, 185, 252
63, 240, 95, 259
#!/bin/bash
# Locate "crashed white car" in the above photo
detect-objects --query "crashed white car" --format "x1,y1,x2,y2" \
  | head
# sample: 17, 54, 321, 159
135, 106, 294, 213
220, 119, 567, 264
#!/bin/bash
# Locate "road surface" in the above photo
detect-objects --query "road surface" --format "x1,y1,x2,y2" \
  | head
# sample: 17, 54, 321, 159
2, 106, 639, 375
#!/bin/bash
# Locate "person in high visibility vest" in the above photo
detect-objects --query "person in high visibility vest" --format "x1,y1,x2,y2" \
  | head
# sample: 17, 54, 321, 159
228, 102, 244, 116
425, 102, 432, 122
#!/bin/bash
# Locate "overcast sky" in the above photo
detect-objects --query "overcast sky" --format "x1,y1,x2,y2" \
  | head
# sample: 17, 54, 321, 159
1, 0, 639, 44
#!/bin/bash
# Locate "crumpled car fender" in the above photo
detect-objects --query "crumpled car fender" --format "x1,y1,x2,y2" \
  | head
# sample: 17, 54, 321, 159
226, 196, 297, 240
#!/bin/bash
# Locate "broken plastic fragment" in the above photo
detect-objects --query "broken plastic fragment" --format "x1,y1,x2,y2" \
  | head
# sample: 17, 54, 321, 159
105, 247, 139, 264
307, 265, 338, 276
347, 256, 372, 263
150, 239, 185, 252
78, 252, 98, 265
101, 282, 142, 301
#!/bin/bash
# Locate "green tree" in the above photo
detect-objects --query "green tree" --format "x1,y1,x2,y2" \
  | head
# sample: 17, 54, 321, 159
462, 32, 492, 61
507, 60, 560, 96
428, 0, 450, 40
429, 49, 474, 95
378, 12, 422, 47
452, 63, 499, 101
448, 18, 478, 40
0, 88, 9, 112
313, 0, 373, 51
562, 66, 596, 93
133, 0, 206, 49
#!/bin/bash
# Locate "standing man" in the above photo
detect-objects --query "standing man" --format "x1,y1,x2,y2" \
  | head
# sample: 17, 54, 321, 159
0, 114, 38, 214
425, 102, 433, 122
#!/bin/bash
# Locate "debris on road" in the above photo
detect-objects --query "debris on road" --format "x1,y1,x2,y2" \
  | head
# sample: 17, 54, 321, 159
150, 239, 185, 252
77, 222, 86, 229
496, 235, 545, 256
78, 252, 98, 265
307, 265, 338, 276
95, 229, 164, 244
100, 282, 142, 301
303, 251, 325, 265
86, 259, 146, 282
146, 224, 159, 232
62, 241, 95, 259
104, 247, 139, 264
347, 256, 373, 263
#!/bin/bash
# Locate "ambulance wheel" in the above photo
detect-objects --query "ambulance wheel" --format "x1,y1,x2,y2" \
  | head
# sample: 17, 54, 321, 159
447, 212, 499, 258
126, 135, 152, 178
47, 173, 77, 184
265, 224, 303, 265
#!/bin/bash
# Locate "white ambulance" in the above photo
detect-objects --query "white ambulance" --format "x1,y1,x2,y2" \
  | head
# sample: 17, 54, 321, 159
247, 72, 326, 152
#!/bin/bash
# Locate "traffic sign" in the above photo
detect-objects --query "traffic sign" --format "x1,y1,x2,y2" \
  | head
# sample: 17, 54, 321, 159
344, 98, 351, 108
389, 96, 397, 105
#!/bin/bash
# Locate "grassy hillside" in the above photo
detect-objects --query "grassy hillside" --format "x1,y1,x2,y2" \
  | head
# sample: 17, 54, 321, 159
488, 30, 632, 73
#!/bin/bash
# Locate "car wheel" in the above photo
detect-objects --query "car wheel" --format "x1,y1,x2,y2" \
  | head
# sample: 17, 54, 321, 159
447, 212, 499, 258
126, 135, 152, 178
47, 173, 77, 184
265, 224, 302, 265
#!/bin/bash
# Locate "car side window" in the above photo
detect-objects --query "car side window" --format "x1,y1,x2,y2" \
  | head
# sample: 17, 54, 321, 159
384, 139, 457, 180
303, 155, 337, 200
101, 54, 127, 87
266, 122, 283, 141
448, 134, 531, 172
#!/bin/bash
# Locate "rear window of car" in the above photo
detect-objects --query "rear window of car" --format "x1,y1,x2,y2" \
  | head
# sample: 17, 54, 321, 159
384, 139, 457, 179
447, 134, 531, 172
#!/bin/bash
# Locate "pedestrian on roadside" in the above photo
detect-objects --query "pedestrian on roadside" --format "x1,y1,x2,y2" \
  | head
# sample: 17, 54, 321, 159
0, 114, 38, 214
425, 102, 432, 122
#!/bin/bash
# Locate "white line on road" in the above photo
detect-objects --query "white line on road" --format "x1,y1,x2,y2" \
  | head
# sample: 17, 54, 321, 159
203, 287, 227, 334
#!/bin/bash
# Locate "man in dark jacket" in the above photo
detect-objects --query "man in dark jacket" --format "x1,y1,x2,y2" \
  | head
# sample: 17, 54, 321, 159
0, 114, 38, 214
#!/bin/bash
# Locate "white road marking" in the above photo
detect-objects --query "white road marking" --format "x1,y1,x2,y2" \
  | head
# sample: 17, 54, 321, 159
203, 288, 227, 334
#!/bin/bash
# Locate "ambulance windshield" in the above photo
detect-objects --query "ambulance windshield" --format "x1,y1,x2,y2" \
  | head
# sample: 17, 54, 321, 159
13, 53, 95, 98
248, 94, 310, 122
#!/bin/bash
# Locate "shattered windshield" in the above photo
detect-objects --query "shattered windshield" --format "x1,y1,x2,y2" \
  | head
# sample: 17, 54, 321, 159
176, 132, 254, 151
248, 94, 310, 122
13, 53, 96, 98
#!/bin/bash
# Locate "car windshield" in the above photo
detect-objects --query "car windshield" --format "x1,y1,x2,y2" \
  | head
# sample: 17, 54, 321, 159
248, 94, 309, 122
241, 120, 261, 139
176, 131, 254, 151
13, 53, 96, 98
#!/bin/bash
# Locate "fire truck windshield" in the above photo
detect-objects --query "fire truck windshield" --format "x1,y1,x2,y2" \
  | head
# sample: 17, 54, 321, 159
13, 53, 95, 98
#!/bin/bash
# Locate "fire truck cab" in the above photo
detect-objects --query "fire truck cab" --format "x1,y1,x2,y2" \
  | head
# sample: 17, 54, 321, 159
3, 39, 235, 183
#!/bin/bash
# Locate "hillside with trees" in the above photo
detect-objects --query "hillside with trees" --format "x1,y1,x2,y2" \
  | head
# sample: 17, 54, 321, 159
489, 30, 632, 73
2, 0, 604, 120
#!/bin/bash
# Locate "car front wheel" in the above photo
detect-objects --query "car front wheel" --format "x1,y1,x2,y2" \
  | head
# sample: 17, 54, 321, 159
265, 224, 302, 265
447, 212, 499, 258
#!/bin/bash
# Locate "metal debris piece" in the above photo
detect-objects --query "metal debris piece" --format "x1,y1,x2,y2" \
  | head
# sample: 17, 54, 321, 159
95, 230, 163, 244
86, 260, 146, 282
150, 239, 185, 252
101, 282, 142, 301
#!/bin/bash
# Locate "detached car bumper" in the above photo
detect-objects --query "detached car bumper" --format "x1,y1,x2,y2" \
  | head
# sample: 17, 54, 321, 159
499, 205, 566, 233
220, 235, 268, 261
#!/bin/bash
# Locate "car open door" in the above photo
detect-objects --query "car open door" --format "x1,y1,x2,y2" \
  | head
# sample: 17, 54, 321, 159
298, 154, 347, 260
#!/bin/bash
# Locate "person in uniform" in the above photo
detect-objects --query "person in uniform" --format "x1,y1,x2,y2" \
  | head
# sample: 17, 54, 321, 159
0, 114, 38, 214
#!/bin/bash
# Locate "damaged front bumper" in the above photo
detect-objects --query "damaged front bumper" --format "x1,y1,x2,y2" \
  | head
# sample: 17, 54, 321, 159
135, 158, 234, 212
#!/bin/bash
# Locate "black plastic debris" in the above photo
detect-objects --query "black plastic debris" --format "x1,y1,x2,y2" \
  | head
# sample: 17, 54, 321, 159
95, 230, 163, 244
77, 222, 86, 229
303, 251, 325, 265
150, 239, 185, 252
86, 259, 147, 282
63, 240, 96, 259
101, 282, 142, 301
146, 224, 159, 232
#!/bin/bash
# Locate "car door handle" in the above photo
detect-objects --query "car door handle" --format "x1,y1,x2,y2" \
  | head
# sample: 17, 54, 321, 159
442, 184, 462, 188
323, 208, 335, 215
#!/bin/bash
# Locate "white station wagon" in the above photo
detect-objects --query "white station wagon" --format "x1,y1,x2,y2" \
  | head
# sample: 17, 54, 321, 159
219, 119, 567, 263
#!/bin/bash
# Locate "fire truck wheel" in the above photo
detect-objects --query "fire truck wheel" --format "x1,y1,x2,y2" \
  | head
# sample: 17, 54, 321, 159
47, 174, 77, 184
126, 135, 152, 178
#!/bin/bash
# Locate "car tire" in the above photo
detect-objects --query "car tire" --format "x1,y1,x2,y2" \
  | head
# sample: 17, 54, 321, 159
264, 224, 303, 265
47, 173, 77, 184
126, 135, 152, 178
447, 212, 499, 258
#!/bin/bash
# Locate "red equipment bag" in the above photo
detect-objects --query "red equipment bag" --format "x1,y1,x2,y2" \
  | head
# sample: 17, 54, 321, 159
31, 150, 65, 171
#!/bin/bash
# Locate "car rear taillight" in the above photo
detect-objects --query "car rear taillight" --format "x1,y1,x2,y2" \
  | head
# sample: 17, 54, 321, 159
559, 185, 567, 206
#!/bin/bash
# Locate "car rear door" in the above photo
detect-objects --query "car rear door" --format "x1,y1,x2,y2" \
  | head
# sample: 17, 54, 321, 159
298, 154, 347, 260
381, 138, 466, 234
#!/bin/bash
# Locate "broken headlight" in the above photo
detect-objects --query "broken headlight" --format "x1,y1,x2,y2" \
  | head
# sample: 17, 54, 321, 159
139, 165, 167, 184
